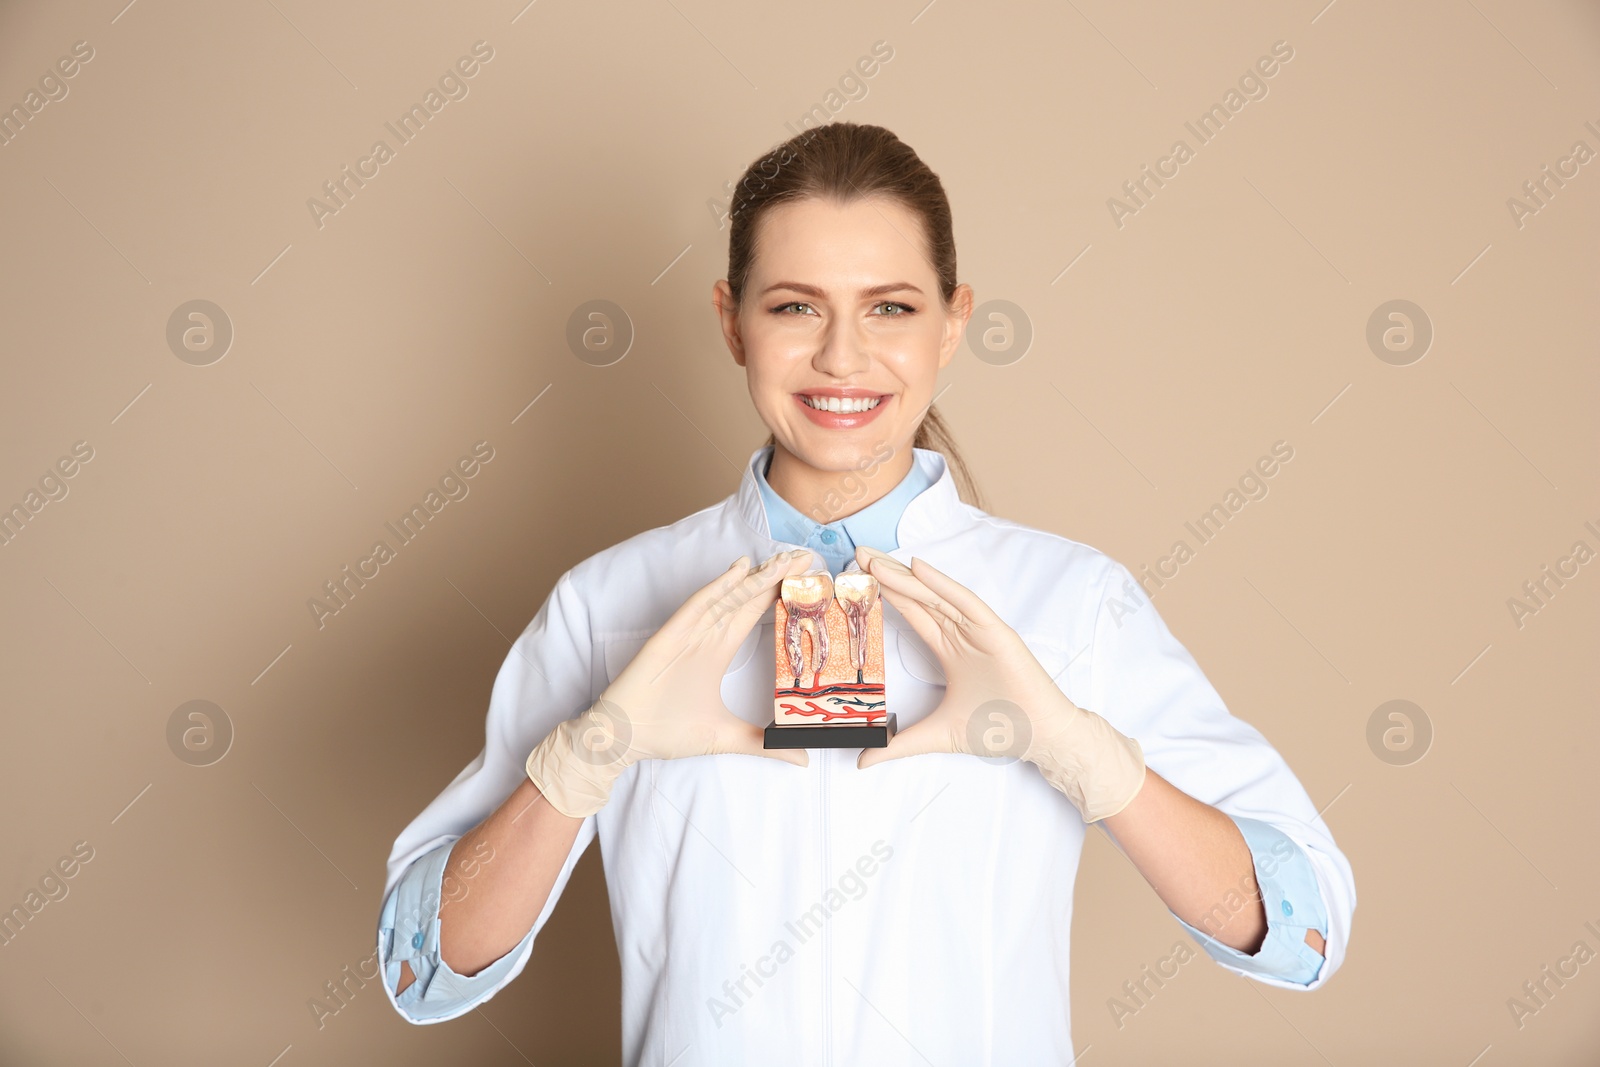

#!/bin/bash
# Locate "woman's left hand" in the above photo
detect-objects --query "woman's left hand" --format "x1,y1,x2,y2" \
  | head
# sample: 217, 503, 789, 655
854, 545, 1147, 823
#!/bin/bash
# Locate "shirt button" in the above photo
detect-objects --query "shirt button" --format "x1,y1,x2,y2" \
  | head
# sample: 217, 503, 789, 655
412, 931, 425, 949
819, 529, 837, 544
1281, 900, 1294, 917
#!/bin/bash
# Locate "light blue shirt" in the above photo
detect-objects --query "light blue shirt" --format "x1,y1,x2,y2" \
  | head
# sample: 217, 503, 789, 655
1175, 815, 1328, 983
753, 447, 935, 575
379, 450, 1328, 1020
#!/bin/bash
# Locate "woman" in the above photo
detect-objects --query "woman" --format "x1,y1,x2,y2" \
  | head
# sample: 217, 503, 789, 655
378, 123, 1354, 1063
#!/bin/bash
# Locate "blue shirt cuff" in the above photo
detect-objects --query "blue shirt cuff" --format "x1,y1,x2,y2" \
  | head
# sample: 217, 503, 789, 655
1173, 815, 1329, 986
377, 839, 535, 1021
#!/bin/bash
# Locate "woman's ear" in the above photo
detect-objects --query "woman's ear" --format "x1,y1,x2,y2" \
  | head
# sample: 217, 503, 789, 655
938, 283, 975, 369
712, 279, 746, 367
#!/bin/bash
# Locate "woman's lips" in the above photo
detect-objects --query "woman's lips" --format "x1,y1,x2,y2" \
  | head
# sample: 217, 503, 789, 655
793, 393, 890, 430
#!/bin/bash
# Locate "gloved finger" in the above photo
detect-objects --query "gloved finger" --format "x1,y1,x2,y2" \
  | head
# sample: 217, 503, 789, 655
735, 551, 814, 617
856, 715, 962, 770
864, 563, 948, 655
860, 547, 972, 629
642, 554, 810, 687
663, 555, 757, 639
905, 555, 1003, 628
701, 550, 811, 642
870, 556, 953, 646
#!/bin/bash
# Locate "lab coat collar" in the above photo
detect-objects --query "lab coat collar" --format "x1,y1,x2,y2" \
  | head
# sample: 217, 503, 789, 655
733, 444, 969, 557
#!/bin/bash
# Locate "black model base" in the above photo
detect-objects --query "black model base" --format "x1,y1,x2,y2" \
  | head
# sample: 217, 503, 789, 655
763, 713, 897, 750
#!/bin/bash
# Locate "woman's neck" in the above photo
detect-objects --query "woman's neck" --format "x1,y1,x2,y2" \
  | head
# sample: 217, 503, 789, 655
765, 441, 916, 526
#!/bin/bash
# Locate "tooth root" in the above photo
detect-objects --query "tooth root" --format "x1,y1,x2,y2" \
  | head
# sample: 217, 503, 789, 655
785, 612, 830, 683
781, 575, 834, 684
833, 574, 876, 672
784, 610, 805, 680
798, 609, 830, 676
808, 614, 829, 677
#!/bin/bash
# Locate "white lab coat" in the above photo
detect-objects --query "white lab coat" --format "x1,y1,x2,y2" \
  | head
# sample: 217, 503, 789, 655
381, 445, 1355, 1065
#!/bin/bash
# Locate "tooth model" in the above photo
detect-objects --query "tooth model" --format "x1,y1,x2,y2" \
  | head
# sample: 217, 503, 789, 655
766, 568, 892, 746
781, 574, 832, 688
832, 572, 878, 684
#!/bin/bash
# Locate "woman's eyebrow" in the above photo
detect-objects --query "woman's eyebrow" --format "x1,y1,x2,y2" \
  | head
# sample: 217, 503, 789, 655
761, 281, 925, 299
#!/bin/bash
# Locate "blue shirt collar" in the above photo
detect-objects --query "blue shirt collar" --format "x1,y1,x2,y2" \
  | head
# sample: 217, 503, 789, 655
753, 445, 935, 574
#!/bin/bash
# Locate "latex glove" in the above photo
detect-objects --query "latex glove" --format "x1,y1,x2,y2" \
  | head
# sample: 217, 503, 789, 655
525, 549, 816, 818
854, 545, 1146, 823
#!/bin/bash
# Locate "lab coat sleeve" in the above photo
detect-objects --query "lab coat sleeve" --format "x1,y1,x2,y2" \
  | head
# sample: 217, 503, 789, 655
377, 569, 602, 1024
1082, 558, 1355, 992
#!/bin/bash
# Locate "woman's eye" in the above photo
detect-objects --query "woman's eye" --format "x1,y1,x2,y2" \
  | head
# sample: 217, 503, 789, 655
772, 302, 816, 315
873, 302, 914, 316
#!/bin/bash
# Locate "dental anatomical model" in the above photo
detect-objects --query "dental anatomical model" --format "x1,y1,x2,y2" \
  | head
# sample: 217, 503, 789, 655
765, 569, 897, 749
782, 575, 833, 688
833, 572, 876, 684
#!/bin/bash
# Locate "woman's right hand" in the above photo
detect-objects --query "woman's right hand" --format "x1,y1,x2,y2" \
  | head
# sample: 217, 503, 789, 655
525, 549, 816, 817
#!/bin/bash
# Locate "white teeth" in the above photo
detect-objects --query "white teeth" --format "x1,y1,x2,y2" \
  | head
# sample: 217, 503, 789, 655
803, 395, 881, 413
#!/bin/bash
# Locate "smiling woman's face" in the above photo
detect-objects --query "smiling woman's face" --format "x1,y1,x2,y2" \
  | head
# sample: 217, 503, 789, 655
714, 196, 972, 491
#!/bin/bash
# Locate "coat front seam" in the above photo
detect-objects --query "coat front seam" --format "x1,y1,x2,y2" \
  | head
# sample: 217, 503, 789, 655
648, 758, 671, 1066
982, 762, 1008, 1065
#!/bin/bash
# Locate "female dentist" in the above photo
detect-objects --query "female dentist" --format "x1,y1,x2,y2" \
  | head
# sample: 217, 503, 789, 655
378, 122, 1354, 1065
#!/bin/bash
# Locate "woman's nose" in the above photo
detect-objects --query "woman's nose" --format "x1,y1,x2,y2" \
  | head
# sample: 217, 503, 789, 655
812, 319, 870, 378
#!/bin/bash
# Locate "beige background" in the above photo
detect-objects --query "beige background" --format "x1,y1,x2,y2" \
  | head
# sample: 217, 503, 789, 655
1, 0, 1596, 1063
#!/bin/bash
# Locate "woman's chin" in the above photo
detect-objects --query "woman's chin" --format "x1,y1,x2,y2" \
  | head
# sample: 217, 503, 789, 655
776, 432, 904, 475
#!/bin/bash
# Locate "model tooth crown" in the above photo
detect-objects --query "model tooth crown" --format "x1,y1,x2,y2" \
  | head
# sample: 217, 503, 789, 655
782, 574, 832, 605
832, 572, 877, 604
